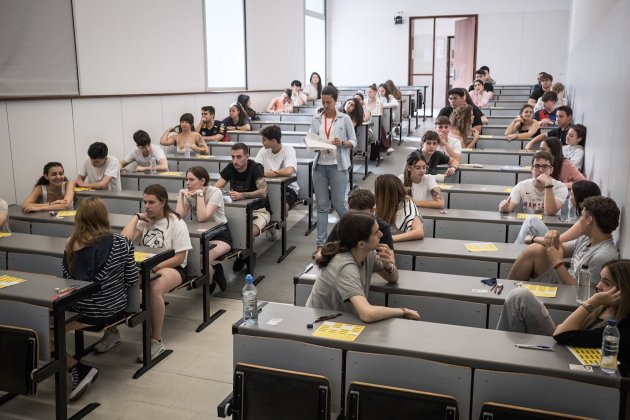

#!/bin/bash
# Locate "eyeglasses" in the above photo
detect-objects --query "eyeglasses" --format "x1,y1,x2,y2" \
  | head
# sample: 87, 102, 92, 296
532, 164, 552, 171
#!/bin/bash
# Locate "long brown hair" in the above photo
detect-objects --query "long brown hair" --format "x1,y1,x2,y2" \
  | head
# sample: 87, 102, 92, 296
586, 259, 630, 326
450, 104, 472, 139
143, 184, 181, 227
317, 213, 376, 268
65, 197, 111, 270
374, 174, 409, 226
403, 151, 426, 189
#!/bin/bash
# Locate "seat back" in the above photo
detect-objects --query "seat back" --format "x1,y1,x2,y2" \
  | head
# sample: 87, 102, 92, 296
233, 362, 330, 420
0, 325, 38, 396
479, 402, 596, 420
346, 381, 458, 420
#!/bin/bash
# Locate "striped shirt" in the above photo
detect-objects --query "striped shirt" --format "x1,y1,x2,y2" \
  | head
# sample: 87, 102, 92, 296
62, 233, 138, 320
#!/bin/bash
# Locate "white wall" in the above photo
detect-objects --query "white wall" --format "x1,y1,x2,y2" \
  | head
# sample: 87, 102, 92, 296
327, 0, 571, 86
565, 0, 630, 256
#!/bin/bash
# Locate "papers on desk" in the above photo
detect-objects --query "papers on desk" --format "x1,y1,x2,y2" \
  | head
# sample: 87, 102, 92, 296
524, 165, 532, 170
73, 187, 92, 192
520, 284, 557, 298
459, 163, 484, 168
479, 135, 492, 139
501, 165, 524, 171
0, 232, 12, 238
503, 187, 513, 193
56, 210, 77, 218
567, 346, 601, 366
312, 321, 365, 342
464, 242, 498, 252
304, 132, 335, 152
517, 213, 543, 220
0, 274, 26, 289
436, 183, 453, 190
461, 148, 473, 152
195, 155, 214, 159
134, 251, 155, 263
160, 171, 184, 176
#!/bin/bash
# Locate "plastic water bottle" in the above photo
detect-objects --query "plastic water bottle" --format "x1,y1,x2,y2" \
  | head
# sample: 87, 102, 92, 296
576, 265, 591, 303
242, 274, 258, 326
568, 200, 577, 220
149, 156, 157, 174
184, 143, 191, 158
601, 319, 620, 374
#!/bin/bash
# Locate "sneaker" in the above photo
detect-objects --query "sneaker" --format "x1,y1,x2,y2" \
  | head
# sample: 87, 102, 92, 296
212, 263, 227, 292
68, 362, 99, 401
387, 147, 395, 154
265, 227, 279, 242
137, 339, 166, 363
232, 256, 246, 273
94, 330, 121, 354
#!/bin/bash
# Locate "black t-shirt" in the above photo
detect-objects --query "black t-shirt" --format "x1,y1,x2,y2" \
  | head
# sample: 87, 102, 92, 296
199, 120, 226, 138
327, 217, 394, 250
425, 151, 451, 175
546, 126, 570, 145
220, 160, 268, 210
529, 85, 545, 101
438, 105, 484, 128
468, 81, 494, 92
222, 116, 251, 129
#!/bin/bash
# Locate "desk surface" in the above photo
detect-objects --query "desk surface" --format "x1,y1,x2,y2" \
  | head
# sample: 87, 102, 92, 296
437, 183, 511, 196
165, 154, 313, 165
462, 148, 534, 156
394, 237, 525, 263
236, 303, 619, 388
205, 141, 308, 150
419, 208, 572, 228
457, 164, 530, 174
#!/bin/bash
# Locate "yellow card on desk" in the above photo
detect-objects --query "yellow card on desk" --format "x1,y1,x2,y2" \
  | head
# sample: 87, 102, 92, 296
461, 148, 473, 152
56, 210, 77, 218
465, 242, 498, 252
134, 251, 155, 262
436, 183, 453, 190
195, 155, 214, 159
524, 165, 532, 170
517, 213, 543, 220
479, 135, 492, 139
503, 187, 513, 193
0, 274, 26, 289
312, 321, 365, 342
567, 346, 601, 366
73, 187, 92, 192
521, 284, 557, 298
0, 232, 12, 238
161, 171, 183, 176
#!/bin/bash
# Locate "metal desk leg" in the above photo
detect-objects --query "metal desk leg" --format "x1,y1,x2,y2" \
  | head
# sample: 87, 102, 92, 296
196, 233, 226, 333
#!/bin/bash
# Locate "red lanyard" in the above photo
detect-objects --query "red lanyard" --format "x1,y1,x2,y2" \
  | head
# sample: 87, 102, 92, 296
324, 112, 336, 140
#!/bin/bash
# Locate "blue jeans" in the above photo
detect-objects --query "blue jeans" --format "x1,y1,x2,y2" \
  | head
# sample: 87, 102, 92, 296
496, 288, 556, 335
313, 164, 349, 246
514, 217, 549, 244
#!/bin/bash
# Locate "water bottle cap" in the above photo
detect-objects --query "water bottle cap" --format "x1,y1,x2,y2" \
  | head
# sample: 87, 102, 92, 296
245, 274, 253, 284
608, 319, 617, 326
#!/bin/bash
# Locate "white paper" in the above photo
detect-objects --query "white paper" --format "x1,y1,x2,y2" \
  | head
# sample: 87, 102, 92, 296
304, 132, 336, 151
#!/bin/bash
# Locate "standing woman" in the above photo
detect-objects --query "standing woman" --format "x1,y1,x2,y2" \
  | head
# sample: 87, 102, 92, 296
540, 136, 585, 189
400, 151, 444, 209
304, 72, 323, 101
449, 105, 475, 148
22, 162, 75, 213
176, 166, 232, 292
469, 79, 491, 108
237, 94, 258, 121
122, 184, 193, 361
504, 104, 541, 141
223, 102, 252, 131
62, 197, 137, 400
310, 85, 357, 256
374, 174, 424, 242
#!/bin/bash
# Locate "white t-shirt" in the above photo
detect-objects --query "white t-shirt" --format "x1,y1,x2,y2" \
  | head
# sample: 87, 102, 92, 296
317, 115, 338, 165
563, 144, 584, 170
255, 145, 299, 193
0, 198, 9, 233
79, 156, 121, 190
124, 144, 166, 167
398, 173, 438, 203
136, 214, 193, 268
183, 186, 227, 224
393, 198, 423, 234
442, 133, 463, 155
509, 178, 568, 215
292, 91, 308, 106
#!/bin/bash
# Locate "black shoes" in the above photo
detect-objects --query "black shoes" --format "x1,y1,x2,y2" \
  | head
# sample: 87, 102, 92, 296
232, 257, 246, 273
213, 263, 227, 291
68, 362, 99, 401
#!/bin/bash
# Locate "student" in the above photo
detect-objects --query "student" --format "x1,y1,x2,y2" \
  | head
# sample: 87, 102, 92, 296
75, 142, 122, 190
534, 82, 568, 112
504, 104, 541, 141
507, 196, 620, 285
438, 88, 483, 145
306, 212, 420, 322
122, 184, 193, 361
304, 72, 323, 100
514, 180, 601, 245
374, 174, 424, 242
526, 105, 573, 150
540, 137, 586, 189
449, 105, 476, 149
120, 130, 168, 172
533, 91, 558, 127
266, 89, 294, 113
215, 143, 270, 271
176, 166, 232, 292
22, 162, 75, 213
196, 106, 226, 142
354, 92, 372, 122
223, 102, 252, 131
254, 125, 300, 213
528, 72, 553, 106
400, 151, 444, 209
364, 84, 383, 116
340, 98, 364, 129
499, 151, 567, 215
498, 258, 630, 370
309, 85, 356, 254
468, 69, 494, 99
237, 94, 259, 121
479, 65, 496, 85
420, 130, 459, 182
160, 113, 209, 155
434, 115, 462, 161
62, 198, 137, 401
469, 79, 491, 108
0, 197, 10, 233
563, 124, 586, 170
325, 188, 394, 251
290, 80, 308, 106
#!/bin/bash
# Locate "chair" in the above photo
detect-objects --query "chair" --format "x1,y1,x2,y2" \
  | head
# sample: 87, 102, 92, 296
346, 381, 458, 420
230, 362, 331, 420
0, 325, 38, 404
479, 402, 597, 420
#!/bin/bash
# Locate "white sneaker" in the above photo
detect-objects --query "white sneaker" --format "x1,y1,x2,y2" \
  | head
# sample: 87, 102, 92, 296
137, 339, 166, 363
387, 147, 395, 154
94, 330, 121, 354
265, 227, 279, 242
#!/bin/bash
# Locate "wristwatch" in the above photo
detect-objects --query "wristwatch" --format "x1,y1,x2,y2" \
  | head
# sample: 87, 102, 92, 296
580, 302, 594, 313
197, 191, 204, 197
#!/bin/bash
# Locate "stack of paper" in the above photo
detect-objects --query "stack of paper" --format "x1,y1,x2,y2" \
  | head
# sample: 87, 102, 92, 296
304, 132, 336, 152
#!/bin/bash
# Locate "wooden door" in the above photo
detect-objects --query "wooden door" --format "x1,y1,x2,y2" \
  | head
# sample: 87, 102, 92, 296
453, 17, 477, 90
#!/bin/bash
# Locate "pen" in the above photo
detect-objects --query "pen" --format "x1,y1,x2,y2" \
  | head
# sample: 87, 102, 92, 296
515, 344, 554, 351
303, 262, 315, 274
307, 313, 343, 329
